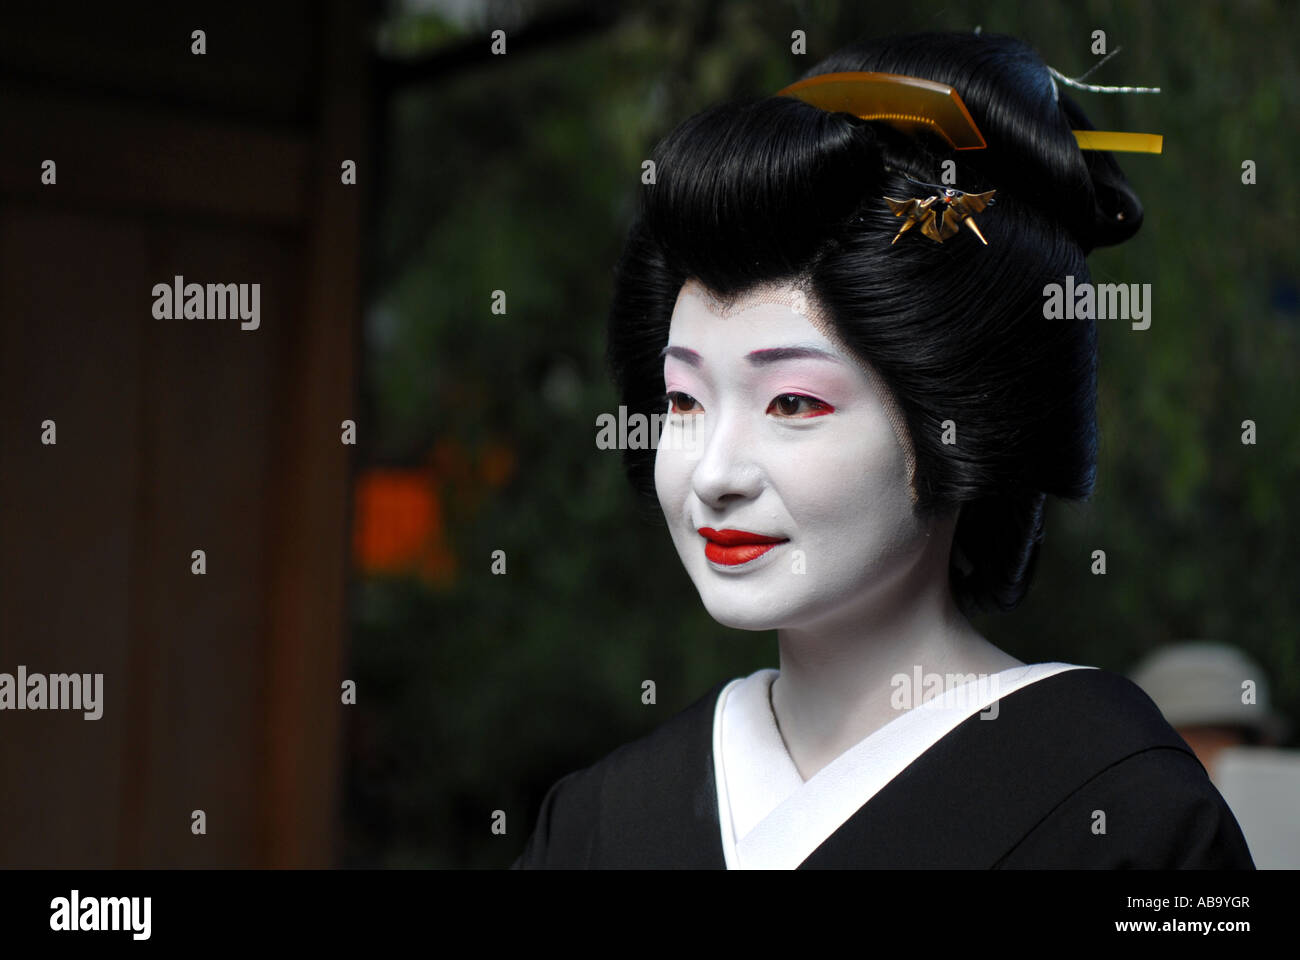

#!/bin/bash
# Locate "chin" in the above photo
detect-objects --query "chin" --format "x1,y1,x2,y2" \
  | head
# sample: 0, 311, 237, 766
692, 567, 901, 636
692, 583, 807, 632
699, 602, 781, 632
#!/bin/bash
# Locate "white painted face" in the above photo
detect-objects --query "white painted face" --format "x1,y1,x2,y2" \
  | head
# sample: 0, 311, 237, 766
654, 278, 934, 632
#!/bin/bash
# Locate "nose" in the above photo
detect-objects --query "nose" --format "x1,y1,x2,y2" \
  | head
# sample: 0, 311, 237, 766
689, 407, 764, 509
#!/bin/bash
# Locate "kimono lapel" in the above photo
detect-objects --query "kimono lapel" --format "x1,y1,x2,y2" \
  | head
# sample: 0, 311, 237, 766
717, 663, 1087, 869
797, 667, 1194, 868
580, 679, 728, 867
521, 668, 1213, 868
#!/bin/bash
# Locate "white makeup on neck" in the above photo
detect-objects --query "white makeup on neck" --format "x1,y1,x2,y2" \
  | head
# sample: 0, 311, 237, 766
654, 277, 933, 633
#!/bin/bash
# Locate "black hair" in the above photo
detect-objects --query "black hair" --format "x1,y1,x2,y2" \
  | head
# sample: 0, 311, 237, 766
605, 31, 1144, 614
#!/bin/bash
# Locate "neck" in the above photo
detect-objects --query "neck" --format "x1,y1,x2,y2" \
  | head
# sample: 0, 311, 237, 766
770, 524, 1022, 781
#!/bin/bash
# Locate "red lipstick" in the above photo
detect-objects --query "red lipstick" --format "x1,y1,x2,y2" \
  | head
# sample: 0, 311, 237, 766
698, 527, 788, 566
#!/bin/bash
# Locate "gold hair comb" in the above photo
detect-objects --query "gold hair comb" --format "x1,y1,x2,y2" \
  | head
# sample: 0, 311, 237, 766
777, 71, 1162, 154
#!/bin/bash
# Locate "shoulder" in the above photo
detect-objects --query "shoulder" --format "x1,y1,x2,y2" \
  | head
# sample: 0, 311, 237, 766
513, 680, 729, 868
992, 667, 1255, 868
805, 665, 1255, 868
993, 665, 1207, 756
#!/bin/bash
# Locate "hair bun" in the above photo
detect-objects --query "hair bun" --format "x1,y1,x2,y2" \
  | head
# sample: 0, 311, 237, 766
802, 32, 1146, 255
1059, 96, 1144, 249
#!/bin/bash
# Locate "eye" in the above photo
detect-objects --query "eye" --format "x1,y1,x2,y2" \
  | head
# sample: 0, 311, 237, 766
767, 393, 834, 418
667, 391, 702, 414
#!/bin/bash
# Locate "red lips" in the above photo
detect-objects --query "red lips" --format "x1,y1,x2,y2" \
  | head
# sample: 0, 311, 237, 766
698, 527, 788, 566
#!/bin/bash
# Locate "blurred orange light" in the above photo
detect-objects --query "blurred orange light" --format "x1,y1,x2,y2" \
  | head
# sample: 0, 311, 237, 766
353, 469, 442, 575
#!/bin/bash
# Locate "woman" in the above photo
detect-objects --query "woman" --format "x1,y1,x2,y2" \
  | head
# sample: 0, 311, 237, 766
515, 31, 1254, 868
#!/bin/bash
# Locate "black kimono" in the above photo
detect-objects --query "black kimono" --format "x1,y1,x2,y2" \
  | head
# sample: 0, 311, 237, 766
514, 666, 1255, 868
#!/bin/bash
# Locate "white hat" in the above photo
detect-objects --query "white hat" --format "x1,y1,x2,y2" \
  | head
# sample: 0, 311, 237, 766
1129, 642, 1287, 742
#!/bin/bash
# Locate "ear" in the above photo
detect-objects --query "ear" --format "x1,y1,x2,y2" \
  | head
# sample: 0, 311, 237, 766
922, 501, 962, 543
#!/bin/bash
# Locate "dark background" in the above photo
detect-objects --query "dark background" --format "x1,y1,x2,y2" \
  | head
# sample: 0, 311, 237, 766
0, 0, 1295, 869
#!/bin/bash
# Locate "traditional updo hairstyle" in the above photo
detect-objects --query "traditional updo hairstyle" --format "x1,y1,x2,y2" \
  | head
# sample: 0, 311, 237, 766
606, 32, 1144, 614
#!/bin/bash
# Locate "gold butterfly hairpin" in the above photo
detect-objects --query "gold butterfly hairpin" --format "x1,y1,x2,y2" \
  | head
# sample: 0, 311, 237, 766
884, 178, 997, 246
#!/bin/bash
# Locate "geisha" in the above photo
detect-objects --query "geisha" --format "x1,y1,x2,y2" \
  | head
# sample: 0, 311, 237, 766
515, 30, 1253, 869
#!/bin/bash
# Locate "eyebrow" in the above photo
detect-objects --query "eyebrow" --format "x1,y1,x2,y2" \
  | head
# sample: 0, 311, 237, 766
659, 344, 842, 367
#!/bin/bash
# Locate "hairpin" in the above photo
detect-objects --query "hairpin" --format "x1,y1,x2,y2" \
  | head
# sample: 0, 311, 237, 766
884, 177, 996, 245
1047, 47, 1161, 98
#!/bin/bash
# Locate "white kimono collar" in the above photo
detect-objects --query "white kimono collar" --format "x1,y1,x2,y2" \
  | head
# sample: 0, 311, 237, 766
713, 662, 1094, 869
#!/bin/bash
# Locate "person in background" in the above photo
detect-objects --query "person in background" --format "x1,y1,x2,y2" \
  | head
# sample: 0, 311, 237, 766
1131, 642, 1298, 868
